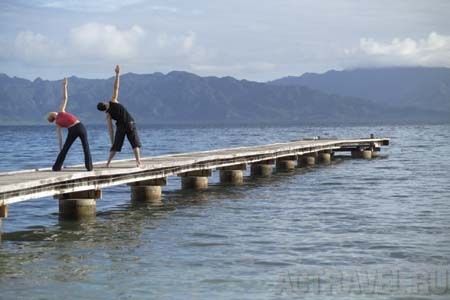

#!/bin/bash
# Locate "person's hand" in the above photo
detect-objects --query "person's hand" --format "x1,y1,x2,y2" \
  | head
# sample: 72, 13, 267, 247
63, 77, 67, 86
115, 65, 120, 74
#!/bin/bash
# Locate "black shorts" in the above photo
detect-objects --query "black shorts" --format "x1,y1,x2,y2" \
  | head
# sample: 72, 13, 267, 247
111, 122, 142, 152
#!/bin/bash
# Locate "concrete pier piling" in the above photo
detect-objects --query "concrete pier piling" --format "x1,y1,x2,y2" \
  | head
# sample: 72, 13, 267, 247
180, 170, 212, 189
276, 156, 297, 171
251, 160, 274, 177
219, 164, 246, 184
300, 153, 317, 166
58, 190, 101, 220
129, 178, 167, 202
319, 152, 332, 164
351, 149, 373, 159
351, 150, 361, 158
361, 150, 372, 159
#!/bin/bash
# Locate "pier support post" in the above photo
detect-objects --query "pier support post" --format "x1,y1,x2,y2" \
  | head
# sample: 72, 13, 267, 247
58, 190, 101, 220
219, 164, 246, 185
179, 170, 212, 189
351, 149, 372, 159
351, 150, 362, 158
0, 205, 8, 240
361, 150, 372, 159
250, 160, 274, 177
319, 152, 332, 164
128, 178, 166, 202
299, 152, 317, 166
276, 156, 297, 171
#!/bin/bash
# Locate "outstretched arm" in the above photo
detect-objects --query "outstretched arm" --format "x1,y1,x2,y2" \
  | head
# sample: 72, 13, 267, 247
106, 113, 114, 145
111, 65, 120, 103
59, 78, 68, 112
56, 125, 63, 151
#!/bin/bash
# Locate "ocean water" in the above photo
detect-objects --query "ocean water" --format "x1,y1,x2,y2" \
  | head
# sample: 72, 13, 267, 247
0, 124, 449, 299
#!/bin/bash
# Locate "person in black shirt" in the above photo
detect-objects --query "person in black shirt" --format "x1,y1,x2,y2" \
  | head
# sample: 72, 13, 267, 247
97, 65, 142, 167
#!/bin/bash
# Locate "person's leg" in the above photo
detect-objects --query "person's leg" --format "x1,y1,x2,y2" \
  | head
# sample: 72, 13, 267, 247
126, 123, 142, 167
107, 126, 125, 167
79, 123, 93, 171
52, 128, 77, 171
133, 147, 141, 167
106, 151, 117, 168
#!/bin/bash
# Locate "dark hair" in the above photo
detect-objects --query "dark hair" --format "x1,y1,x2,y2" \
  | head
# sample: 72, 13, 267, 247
97, 102, 107, 111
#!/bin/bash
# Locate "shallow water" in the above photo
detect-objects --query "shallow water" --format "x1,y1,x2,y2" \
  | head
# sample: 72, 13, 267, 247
0, 124, 449, 299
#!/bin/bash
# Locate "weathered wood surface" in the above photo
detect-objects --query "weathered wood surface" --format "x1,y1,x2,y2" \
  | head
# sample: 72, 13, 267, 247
0, 138, 389, 205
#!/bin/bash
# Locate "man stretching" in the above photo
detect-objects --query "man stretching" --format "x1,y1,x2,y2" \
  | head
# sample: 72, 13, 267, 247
97, 65, 142, 167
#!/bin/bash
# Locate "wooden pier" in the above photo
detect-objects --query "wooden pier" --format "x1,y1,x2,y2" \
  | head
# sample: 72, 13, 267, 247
0, 136, 389, 236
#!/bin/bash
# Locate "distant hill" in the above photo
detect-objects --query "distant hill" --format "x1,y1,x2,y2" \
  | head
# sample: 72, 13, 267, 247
0, 70, 447, 125
269, 67, 450, 116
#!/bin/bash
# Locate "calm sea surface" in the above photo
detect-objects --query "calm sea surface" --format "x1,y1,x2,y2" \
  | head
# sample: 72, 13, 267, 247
0, 124, 449, 299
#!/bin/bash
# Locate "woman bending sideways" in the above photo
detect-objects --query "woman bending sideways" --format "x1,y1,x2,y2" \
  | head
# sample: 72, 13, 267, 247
47, 78, 93, 171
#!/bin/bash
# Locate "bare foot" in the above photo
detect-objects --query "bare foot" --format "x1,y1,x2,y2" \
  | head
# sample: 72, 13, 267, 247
136, 161, 142, 168
106, 163, 110, 168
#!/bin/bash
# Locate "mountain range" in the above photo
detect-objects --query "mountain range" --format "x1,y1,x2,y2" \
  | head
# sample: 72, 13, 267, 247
270, 67, 450, 116
0, 67, 449, 125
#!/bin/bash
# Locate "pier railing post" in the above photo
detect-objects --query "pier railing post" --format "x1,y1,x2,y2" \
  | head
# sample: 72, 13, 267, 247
128, 178, 167, 202
276, 156, 297, 171
219, 164, 246, 185
179, 170, 212, 189
250, 159, 274, 177
58, 190, 101, 220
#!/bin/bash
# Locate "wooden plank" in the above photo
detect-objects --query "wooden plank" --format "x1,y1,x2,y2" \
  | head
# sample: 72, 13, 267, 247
58, 190, 102, 200
276, 155, 297, 161
252, 159, 275, 165
127, 177, 167, 186
178, 170, 213, 177
218, 164, 247, 171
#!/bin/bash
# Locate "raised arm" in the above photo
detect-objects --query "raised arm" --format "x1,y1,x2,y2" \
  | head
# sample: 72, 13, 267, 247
56, 125, 63, 151
106, 113, 114, 145
111, 65, 120, 103
59, 78, 68, 112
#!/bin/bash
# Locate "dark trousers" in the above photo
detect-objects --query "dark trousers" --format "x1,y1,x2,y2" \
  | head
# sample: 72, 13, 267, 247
52, 122, 93, 171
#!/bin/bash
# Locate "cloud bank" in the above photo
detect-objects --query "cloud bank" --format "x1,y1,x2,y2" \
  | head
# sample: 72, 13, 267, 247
2, 23, 207, 68
346, 32, 450, 68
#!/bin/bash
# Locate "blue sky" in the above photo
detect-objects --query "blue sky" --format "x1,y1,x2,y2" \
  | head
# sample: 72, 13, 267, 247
1, 0, 450, 81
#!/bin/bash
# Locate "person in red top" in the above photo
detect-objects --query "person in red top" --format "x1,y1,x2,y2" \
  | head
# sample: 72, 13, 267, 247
47, 78, 93, 171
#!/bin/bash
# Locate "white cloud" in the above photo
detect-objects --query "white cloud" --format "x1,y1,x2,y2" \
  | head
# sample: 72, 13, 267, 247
70, 23, 145, 60
6, 23, 146, 65
153, 30, 211, 64
346, 32, 450, 67
4, 24, 214, 71
13, 30, 64, 62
